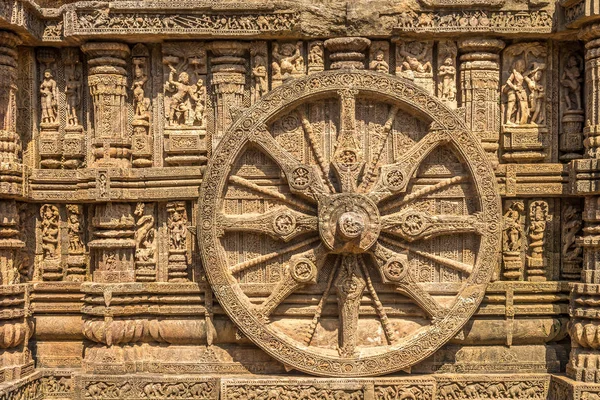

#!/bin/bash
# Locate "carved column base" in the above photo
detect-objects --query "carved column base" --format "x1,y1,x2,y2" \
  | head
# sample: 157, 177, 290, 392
63, 126, 86, 169
40, 258, 63, 281
0, 285, 33, 384
502, 125, 549, 163
163, 128, 207, 167
167, 249, 188, 282
561, 110, 585, 162
324, 37, 371, 70
132, 121, 153, 168
0, 130, 22, 195
502, 252, 523, 280
39, 124, 62, 169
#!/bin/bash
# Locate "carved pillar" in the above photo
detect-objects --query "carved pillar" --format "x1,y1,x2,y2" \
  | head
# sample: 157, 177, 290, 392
324, 37, 370, 70
568, 25, 600, 383
583, 24, 600, 159
458, 38, 505, 168
81, 43, 131, 168
209, 41, 247, 151
0, 31, 23, 195
88, 203, 135, 283
0, 200, 24, 285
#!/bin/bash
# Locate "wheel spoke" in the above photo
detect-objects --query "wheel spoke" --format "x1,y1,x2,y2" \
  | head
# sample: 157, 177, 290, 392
249, 126, 328, 202
379, 175, 468, 213
229, 236, 320, 275
370, 242, 447, 320
219, 207, 318, 242
381, 210, 484, 242
334, 254, 366, 357
379, 235, 473, 275
331, 89, 364, 193
255, 244, 328, 320
229, 175, 316, 214
358, 255, 395, 345
368, 129, 450, 204
358, 105, 399, 193
297, 108, 336, 193
304, 256, 340, 346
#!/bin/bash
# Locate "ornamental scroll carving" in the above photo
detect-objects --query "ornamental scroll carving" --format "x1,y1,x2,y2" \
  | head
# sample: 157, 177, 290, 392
199, 70, 501, 377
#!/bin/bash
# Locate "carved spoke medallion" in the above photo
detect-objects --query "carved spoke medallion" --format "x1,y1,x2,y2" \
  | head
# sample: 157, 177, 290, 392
199, 70, 501, 376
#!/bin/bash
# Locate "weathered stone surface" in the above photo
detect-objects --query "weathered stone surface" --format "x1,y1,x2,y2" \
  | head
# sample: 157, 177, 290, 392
0, 0, 597, 399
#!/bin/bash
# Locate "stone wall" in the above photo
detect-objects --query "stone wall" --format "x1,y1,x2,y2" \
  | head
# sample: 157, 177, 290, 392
0, 0, 597, 398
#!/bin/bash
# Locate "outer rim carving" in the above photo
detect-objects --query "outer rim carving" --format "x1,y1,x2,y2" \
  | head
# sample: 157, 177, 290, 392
198, 70, 502, 377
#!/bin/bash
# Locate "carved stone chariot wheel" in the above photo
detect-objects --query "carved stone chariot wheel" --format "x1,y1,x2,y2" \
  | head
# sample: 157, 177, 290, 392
199, 70, 501, 377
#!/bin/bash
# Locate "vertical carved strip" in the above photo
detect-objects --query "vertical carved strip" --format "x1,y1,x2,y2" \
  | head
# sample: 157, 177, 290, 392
81, 42, 131, 168
62, 48, 85, 169
209, 41, 247, 151
502, 200, 525, 280
167, 201, 189, 282
526, 200, 549, 281
131, 44, 152, 168
250, 41, 268, 104
458, 38, 505, 168
0, 200, 24, 285
0, 31, 23, 195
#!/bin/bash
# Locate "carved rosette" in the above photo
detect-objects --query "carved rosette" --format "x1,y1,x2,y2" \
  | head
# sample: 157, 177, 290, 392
0, 31, 23, 194
82, 42, 131, 168
199, 70, 501, 376
458, 38, 505, 167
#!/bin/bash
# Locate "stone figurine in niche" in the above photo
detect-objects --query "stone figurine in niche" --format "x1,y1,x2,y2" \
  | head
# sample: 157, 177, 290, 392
65, 64, 82, 127
438, 57, 456, 103
40, 69, 58, 125
369, 49, 389, 73
164, 64, 204, 127
67, 205, 84, 254
132, 59, 150, 121
252, 55, 268, 99
272, 41, 304, 82
503, 48, 547, 126
397, 41, 432, 77
309, 42, 324, 68
40, 204, 59, 260
561, 54, 583, 111
168, 208, 187, 251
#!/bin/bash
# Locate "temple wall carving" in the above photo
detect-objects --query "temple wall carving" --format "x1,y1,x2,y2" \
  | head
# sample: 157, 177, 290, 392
0, 0, 599, 398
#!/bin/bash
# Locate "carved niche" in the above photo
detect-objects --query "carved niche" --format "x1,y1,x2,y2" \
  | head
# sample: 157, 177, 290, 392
162, 42, 207, 166
199, 70, 501, 376
501, 42, 549, 163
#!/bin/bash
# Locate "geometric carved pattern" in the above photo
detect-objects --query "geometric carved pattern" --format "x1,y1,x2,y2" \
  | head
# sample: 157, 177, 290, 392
199, 70, 501, 376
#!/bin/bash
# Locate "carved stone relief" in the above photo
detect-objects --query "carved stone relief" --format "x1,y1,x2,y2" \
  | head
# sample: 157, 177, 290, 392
501, 42, 549, 163
0, 2, 597, 398
199, 70, 501, 376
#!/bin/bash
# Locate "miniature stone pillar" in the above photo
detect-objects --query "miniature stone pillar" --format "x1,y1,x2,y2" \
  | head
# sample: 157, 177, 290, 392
88, 203, 135, 283
81, 42, 131, 168
324, 37, 371, 70
0, 31, 23, 195
209, 41, 248, 151
568, 24, 600, 383
458, 38, 505, 168
0, 200, 24, 285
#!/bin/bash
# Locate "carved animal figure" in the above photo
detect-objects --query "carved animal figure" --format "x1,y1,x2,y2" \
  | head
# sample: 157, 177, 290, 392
439, 383, 462, 400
